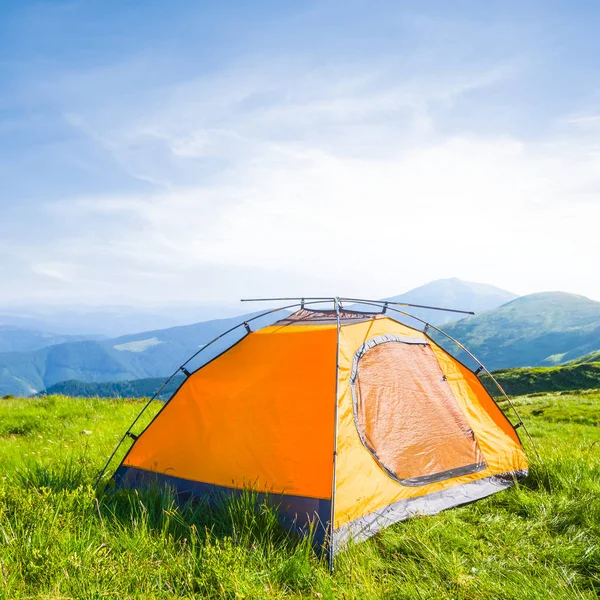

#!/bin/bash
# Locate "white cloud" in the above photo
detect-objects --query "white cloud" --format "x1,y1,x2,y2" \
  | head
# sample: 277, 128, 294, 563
30, 262, 75, 283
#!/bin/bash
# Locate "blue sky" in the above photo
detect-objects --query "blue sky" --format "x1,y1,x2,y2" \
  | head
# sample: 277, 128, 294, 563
1, 0, 600, 306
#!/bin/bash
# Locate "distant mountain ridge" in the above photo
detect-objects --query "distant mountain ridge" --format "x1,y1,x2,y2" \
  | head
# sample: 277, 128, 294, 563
0, 326, 101, 353
0, 310, 288, 397
2, 279, 599, 397
1, 277, 519, 396
0, 303, 243, 337
439, 292, 600, 370
381, 278, 518, 325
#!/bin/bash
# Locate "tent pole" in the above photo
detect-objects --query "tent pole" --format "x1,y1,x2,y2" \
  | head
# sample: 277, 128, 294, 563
241, 297, 336, 302
242, 296, 475, 316
349, 299, 540, 461
329, 296, 341, 572
94, 299, 335, 488
339, 297, 475, 316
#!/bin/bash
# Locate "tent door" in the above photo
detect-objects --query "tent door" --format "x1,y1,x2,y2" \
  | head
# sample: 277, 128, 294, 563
351, 335, 486, 486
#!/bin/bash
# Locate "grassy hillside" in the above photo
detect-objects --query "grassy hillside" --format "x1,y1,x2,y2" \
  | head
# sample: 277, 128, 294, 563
0, 392, 598, 598
438, 292, 600, 370
568, 350, 600, 365
41, 375, 185, 399
483, 362, 600, 397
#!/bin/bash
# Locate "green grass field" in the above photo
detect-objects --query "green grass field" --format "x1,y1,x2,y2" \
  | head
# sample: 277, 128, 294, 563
0, 391, 599, 599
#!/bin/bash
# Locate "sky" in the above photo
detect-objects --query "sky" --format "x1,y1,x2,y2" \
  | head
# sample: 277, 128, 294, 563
1, 0, 600, 308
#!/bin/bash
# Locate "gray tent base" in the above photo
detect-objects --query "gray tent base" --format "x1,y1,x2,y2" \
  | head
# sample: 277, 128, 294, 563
332, 469, 528, 554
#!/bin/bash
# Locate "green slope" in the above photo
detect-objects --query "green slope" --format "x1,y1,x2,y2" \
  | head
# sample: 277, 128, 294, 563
482, 362, 600, 397
438, 291, 600, 370
567, 350, 600, 365
40, 375, 185, 399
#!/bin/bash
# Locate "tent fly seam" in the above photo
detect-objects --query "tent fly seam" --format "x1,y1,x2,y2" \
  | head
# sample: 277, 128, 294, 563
328, 297, 341, 571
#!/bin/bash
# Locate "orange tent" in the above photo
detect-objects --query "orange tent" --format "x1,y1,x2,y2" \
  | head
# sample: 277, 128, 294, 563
106, 302, 528, 565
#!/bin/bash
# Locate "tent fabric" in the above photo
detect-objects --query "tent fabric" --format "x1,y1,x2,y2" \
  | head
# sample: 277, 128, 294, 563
120, 322, 337, 500
113, 307, 528, 558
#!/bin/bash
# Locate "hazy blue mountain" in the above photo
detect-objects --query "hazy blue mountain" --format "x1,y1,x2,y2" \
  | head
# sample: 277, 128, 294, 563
0, 303, 243, 337
0, 310, 281, 396
0, 326, 101, 353
349, 278, 517, 325
3, 280, 598, 397
437, 292, 600, 370
382, 278, 518, 325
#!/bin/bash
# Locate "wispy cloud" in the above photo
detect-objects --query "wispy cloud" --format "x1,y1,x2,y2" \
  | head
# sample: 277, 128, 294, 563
2, 2, 600, 305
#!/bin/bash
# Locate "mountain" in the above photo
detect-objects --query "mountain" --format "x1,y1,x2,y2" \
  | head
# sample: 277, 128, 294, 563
0, 278, 518, 396
0, 325, 100, 353
1, 279, 508, 337
0, 311, 281, 397
2, 281, 598, 397
352, 278, 517, 325
0, 303, 243, 337
437, 292, 600, 370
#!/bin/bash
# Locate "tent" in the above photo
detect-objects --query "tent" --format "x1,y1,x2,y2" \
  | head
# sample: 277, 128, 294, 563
103, 300, 529, 566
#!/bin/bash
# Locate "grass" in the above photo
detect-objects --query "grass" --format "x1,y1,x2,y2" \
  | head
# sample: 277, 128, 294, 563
0, 393, 598, 599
